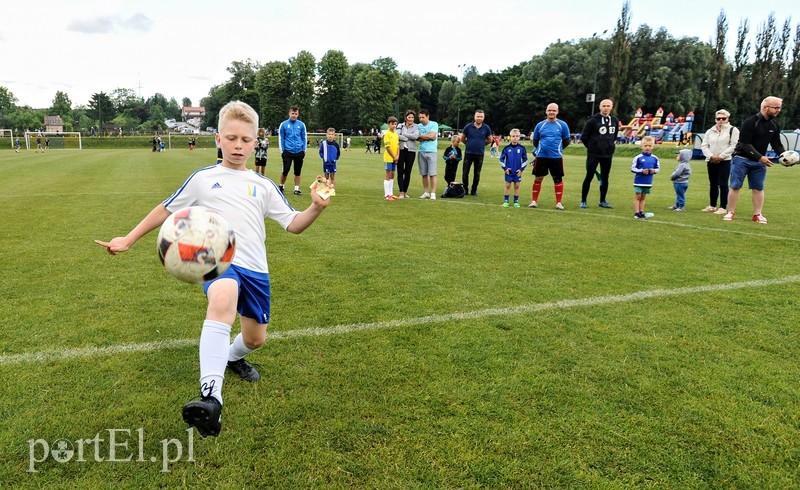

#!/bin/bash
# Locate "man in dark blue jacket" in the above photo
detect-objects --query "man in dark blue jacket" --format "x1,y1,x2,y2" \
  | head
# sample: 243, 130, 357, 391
580, 99, 619, 209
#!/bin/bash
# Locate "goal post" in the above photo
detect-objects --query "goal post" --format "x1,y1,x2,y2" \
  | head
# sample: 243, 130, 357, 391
0, 129, 13, 147
23, 131, 82, 150
308, 132, 344, 150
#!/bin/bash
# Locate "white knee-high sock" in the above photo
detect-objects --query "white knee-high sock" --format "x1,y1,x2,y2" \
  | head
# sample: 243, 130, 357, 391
228, 332, 256, 362
199, 319, 231, 404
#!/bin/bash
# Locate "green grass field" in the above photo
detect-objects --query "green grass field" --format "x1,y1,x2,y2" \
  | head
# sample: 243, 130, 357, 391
1, 145, 799, 488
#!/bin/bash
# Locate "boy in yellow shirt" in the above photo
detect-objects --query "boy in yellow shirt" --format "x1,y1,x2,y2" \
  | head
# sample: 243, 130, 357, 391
382, 116, 399, 200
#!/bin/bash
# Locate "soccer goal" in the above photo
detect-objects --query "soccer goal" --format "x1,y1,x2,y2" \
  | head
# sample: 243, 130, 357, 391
167, 132, 199, 150
24, 131, 82, 150
0, 129, 13, 148
308, 132, 344, 150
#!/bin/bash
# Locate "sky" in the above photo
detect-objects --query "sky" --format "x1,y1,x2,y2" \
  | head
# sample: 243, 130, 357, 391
1, 0, 794, 109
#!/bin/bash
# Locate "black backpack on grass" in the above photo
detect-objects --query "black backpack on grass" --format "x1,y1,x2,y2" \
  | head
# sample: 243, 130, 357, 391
442, 182, 466, 198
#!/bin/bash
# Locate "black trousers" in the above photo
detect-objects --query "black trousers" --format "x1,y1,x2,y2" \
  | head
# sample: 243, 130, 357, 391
462, 153, 485, 194
397, 149, 416, 193
708, 160, 731, 208
581, 156, 613, 202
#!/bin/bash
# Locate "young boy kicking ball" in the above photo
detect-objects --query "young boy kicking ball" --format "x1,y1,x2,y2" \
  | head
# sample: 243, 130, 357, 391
95, 101, 331, 437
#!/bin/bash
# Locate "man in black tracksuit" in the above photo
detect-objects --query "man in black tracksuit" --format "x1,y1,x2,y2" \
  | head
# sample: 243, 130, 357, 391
580, 98, 620, 208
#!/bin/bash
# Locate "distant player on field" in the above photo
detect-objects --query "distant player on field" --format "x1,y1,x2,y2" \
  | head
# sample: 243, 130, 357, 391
319, 128, 340, 187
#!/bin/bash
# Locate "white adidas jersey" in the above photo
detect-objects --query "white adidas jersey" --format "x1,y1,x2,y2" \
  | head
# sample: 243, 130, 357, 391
163, 165, 299, 273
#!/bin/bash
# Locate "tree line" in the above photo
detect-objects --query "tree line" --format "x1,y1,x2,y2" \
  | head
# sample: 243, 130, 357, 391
1, 2, 797, 137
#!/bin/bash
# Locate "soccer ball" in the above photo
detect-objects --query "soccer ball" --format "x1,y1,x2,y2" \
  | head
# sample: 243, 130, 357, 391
779, 150, 799, 167
157, 206, 236, 283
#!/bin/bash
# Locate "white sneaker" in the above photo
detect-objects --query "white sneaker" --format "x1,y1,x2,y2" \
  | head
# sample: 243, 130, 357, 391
752, 213, 767, 224
714, 208, 727, 215
430, 194, 436, 200
528, 201, 537, 208
419, 192, 430, 199
723, 212, 734, 221
555, 202, 565, 210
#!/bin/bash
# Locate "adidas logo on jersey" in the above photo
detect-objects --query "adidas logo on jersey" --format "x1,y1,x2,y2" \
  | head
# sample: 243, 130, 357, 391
211, 182, 222, 189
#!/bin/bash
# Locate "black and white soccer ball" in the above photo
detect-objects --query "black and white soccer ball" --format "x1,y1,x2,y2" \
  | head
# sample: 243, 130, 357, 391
157, 206, 236, 283
778, 150, 799, 167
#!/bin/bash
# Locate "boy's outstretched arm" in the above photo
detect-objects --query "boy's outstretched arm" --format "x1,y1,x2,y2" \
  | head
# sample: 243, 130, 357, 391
286, 179, 331, 234
95, 204, 171, 255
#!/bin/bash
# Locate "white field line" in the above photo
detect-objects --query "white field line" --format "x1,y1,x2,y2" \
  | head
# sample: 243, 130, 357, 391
2, 275, 799, 366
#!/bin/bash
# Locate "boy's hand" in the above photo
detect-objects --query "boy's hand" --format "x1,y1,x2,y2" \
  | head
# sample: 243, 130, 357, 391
94, 237, 131, 255
516, 170, 521, 177
505, 169, 510, 175
310, 176, 335, 202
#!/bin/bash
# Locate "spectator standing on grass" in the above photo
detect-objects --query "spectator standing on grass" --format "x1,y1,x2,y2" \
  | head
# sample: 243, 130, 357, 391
580, 98, 619, 209
396, 110, 419, 199
631, 135, 660, 220
529, 103, 570, 210
95, 100, 331, 438
460, 109, 493, 196
700, 109, 739, 215
278, 106, 308, 195
442, 135, 462, 187
382, 116, 400, 200
499, 129, 528, 208
417, 109, 439, 200
254, 128, 269, 176
319, 127, 340, 188
668, 149, 692, 211
723, 96, 785, 224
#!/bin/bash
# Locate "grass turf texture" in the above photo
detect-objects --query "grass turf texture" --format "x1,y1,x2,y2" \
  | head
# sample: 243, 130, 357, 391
1, 145, 799, 487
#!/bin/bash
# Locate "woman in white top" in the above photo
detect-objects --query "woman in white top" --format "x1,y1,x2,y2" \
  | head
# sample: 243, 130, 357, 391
700, 109, 739, 214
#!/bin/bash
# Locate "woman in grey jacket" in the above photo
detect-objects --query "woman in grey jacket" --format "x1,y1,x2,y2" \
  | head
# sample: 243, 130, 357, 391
396, 110, 420, 199
700, 109, 739, 214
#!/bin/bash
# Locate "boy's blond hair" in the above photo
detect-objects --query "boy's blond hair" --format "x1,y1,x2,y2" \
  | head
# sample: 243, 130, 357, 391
641, 136, 655, 145
509, 128, 520, 135
450, 134, 460, 143
218, 101, 259, 136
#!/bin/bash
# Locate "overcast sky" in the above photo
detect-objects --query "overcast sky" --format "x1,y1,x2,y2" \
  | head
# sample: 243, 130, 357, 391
1, 0, 794, 109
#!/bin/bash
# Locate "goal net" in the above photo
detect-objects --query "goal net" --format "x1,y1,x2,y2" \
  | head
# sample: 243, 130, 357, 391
167, 132, 200, 150
0, 129, 13, 148
308, 133, 344, 151
24, 131, 82, 150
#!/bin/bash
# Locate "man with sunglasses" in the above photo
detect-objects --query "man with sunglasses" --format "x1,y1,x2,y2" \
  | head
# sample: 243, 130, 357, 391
723, 96, 785, 224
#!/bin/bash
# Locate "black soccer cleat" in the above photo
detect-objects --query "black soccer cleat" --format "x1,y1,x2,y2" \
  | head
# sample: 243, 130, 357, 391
227, 358, 261, 382
182, 396, 222, 437
293, 189, 302, 195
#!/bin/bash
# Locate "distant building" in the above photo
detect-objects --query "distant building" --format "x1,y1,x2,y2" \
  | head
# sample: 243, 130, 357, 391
44, 115, 64, 133
181, 106, 206, 120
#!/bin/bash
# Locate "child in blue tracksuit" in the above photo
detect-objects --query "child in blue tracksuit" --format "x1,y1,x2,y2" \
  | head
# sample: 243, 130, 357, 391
319, 128, 340, 187
499, 129, 528, 207
669, 149, 692, 211
631, 136, 660, 219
